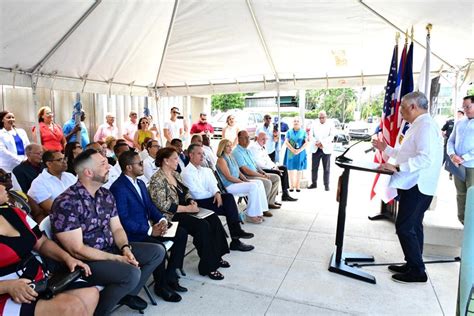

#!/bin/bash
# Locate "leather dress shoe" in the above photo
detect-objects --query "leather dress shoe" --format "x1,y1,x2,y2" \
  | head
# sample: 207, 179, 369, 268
169, 281, 188, 293
154, 285, 182, 302
282, 195, 297, 201
274, 201, 282, 206
392, 271, 427, 283
118, 295, 148, 311
308, 183, 317, 189
263, 211, 274, 217
388, 264, 409, 274
268, 204, 280, 210
230, 239, 254, 251
234, 230, 254, 239
325, 185, 330, 191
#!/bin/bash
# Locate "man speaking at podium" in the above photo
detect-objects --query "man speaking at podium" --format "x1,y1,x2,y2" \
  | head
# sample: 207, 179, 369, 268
372, 91, 443, 284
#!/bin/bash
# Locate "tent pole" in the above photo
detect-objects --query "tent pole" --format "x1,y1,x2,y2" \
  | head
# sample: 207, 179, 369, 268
30, 0, 103, 74
31, 75, 42, 144
276, 81, 281, 163
154, 0, 180, 89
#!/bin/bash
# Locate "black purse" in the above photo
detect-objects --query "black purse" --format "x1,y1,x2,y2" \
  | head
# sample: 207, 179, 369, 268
19, 254, 85, 300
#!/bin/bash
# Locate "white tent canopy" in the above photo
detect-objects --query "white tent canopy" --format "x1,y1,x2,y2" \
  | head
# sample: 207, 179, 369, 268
1, 0, 473, 96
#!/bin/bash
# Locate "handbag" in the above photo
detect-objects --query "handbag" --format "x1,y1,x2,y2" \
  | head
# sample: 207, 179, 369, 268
20, 254, 85, 300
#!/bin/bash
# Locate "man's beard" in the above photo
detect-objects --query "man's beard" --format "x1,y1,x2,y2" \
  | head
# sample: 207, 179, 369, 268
92, 171, 109, 184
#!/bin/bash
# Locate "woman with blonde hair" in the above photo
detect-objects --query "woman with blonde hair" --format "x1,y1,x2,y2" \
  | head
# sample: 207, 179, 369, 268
216, 139, 267, 223
283, 117, 308, 191
32, 106, 66, 152
222, 114, 239, 147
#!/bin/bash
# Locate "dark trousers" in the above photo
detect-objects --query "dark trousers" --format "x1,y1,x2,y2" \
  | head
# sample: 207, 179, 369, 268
172, 212, 229, 275
264, 165, 290, 193
396, 185, 433, 274
142, 226, 188, 287
311, 148, 331, 186
195, 193, 240, 225
86, 242, 165, 316
269, 151, 276, 162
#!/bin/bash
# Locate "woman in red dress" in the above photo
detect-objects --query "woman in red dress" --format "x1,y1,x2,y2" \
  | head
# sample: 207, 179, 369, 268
32, 107, 66, 152
0, 184, 98, 315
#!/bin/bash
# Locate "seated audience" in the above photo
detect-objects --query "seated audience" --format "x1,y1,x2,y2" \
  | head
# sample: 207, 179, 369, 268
110, 151, 188, 302
103, 136, 117, 165
64, 142, 83, 175
32, 106, 66, 152
0, 183, 99, 315
139, 137, 153, 161
233, 130, 281, 214
0, 168, 48, 223
51, 149, 165, 315
12, 144, 44, 193
27, 151, 76, 213
249, 132, 297, 201
169, 138, 188, 173
0, 110, 30, 172
142, 139, 160, 184
216, 139, 267, 224
148, 147, 229, 280
182, 144, 254, 251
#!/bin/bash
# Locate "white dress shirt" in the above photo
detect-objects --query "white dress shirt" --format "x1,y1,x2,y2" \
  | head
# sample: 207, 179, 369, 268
123, 121, 138, 147
202, 145, 217, 169
256, 124, 275, 154
0, 127, 30, 172
181, 163, 219, 200
384, 113, 443, 196
142, 154, 158, 185
248, 141, 276, 169
310, 120, 335, 154
28, 169, 77, 203
125, 174, 143, 200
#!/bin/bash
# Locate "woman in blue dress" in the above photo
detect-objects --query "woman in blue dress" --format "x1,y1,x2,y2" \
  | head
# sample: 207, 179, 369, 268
283, 117, 308, 192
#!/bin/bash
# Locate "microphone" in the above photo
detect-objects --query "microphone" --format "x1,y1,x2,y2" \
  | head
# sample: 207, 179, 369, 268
364, 146, 376, 154
336, 132, 376, 163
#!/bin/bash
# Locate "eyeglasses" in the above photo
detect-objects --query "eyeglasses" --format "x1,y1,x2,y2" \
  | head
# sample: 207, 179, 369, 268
462, 103, 472, 109
0, 173, 12, 182
172, 111, 179, 114
141, 122, 149, 125
265, 117, 271, 120
130, 161, 144, 166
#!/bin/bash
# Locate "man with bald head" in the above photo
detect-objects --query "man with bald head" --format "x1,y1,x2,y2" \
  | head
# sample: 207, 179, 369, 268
12, 143, 44, 193
309, 110, 335, 191
249, 132, 296, 202
94, 112, 119, 142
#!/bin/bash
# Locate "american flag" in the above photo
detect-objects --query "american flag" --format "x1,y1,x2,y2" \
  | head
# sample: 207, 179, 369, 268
370, 43, 399, 199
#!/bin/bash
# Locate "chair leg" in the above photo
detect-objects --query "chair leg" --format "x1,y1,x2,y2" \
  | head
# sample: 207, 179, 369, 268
144, 285, 157, 306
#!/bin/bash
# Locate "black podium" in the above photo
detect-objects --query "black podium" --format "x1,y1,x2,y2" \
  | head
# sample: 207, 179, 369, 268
329, 160, 393, 284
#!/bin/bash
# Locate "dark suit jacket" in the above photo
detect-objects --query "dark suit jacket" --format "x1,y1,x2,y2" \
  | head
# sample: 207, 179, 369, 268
110, 173, 164, 242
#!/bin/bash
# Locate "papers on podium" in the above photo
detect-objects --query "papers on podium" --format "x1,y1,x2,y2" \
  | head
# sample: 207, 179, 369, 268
190, 208, 215, 219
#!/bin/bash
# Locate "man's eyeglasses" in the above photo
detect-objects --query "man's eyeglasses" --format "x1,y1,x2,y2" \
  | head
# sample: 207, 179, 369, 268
172, 111, 179, 114
462, 103, 472, 109
265, 117, 271, 120
0, 173, 12, 182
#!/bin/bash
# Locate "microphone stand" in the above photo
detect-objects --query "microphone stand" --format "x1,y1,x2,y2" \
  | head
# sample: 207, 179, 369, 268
335, 134, 374, 163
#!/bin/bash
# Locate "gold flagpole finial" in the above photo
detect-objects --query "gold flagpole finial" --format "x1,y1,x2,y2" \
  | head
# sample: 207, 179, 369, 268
426, 23, 433, 36
404, 29, 409, 44
411, 25, 414, 42
395, 32, 400, 44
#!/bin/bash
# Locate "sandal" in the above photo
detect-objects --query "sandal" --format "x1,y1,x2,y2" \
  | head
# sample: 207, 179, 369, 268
245, 215, 263, 224
219, 259, 231, 268
208, 270, 224, 280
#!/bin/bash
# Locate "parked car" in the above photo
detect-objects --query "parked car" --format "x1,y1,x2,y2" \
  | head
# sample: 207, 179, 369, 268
348, 120, 376, 140
211, 110, 264, 139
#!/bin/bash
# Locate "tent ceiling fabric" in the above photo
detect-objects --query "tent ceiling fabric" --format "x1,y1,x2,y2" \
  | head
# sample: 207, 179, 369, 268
0, 0, 472, 96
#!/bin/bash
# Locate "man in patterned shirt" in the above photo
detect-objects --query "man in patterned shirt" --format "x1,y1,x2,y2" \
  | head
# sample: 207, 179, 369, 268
51, 149, 165, 315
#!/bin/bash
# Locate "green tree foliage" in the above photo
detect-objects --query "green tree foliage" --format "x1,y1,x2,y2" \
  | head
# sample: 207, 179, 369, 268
467, 86, 474, 96
305, 88, 357, 123
211, 93, 245, 111
360, 91, 384, 119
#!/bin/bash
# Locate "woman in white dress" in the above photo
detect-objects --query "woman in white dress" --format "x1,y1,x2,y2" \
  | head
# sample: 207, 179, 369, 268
216, 139, 267, 224
0, 111, 30, 172
222, 115, 239, 148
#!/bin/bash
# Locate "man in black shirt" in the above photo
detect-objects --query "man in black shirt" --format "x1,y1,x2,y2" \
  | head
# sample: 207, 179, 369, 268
12, 144, 44, 192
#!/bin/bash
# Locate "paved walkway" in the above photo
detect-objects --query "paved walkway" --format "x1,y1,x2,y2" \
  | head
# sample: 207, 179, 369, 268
115, 147, 460, 315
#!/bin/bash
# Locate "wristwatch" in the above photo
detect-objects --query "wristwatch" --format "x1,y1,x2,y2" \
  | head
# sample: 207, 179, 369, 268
120, 244, 132, 252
